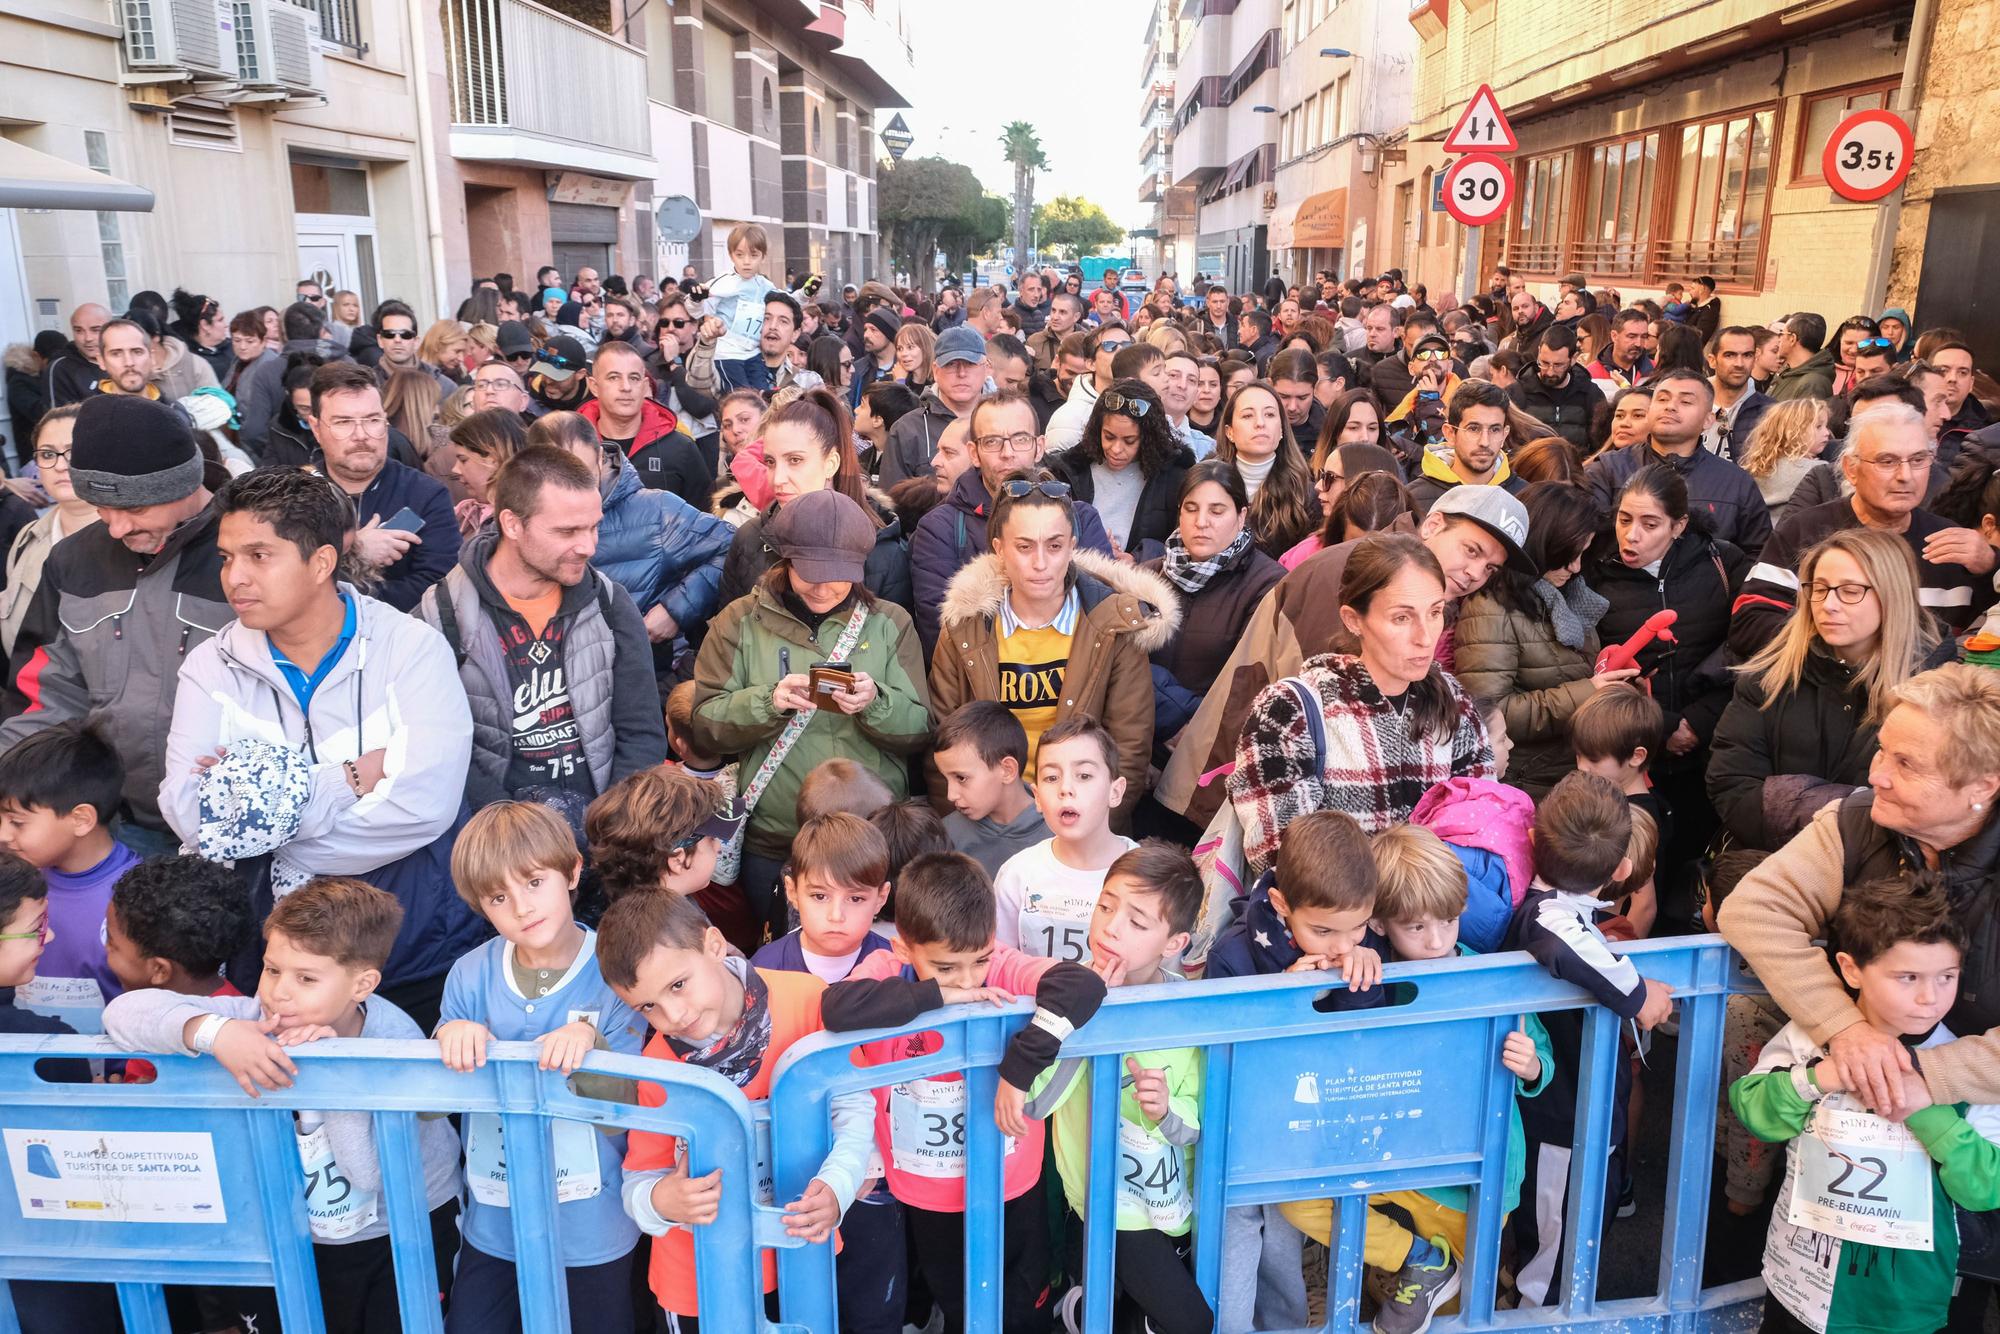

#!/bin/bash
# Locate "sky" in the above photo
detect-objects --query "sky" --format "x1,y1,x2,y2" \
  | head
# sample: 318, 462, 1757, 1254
899, 0, 1159, 233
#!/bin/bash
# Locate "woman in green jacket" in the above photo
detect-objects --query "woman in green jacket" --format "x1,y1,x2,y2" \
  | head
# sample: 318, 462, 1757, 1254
690, 487, 932, 941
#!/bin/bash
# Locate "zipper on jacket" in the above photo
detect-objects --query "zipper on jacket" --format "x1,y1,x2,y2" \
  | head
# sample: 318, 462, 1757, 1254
112, 613, 122, 641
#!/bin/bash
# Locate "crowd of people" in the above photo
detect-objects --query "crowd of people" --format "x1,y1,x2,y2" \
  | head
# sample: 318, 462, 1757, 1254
3, 236, 2000, 1334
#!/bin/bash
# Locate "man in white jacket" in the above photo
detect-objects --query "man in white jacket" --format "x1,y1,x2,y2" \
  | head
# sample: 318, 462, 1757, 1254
159, 467, 482, 1027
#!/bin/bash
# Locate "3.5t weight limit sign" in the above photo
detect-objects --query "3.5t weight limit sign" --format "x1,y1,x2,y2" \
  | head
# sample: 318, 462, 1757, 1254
1822, 109, 1914, 202
1442, 153, 1514, 227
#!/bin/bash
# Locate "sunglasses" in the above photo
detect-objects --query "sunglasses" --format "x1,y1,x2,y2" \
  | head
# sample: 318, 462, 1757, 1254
1315, 468, 1342, 488
507, 351, 535, 363
1100, 391, 1153, 418
1413, 348, 1450, 361
999, 479, 1073, 500
665, 318, 693, 329
1856, 337, 1895, 352
379, 329, 417, 340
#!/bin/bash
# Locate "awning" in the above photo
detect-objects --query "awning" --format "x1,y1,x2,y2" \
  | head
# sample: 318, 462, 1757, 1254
1268, 200, 1300, 250
1292, 188, 1347, 249
0, 137, 154, 212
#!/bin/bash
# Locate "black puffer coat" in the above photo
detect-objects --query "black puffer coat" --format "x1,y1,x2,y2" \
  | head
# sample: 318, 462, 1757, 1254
1047, 442, 1194, 563
1705, 646, 1877, 851
1592, 530, 1748, 761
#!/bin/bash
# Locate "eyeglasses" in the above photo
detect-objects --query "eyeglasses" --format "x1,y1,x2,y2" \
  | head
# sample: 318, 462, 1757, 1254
999, 479, 1072, 500
1413, 348, 1451, 362
506, 351, 535, 363
975, 431, 1039, 453
1100, 391, 1153, 418
1856, 450, 1935, 477
379, 329, 417, 341
323, 414, 390, 438
474, 376, 523, 391
32, 447, 70, 467
0, 917, 50, 945
1856, 337, 1896, 352
1807, 581, 1875, 605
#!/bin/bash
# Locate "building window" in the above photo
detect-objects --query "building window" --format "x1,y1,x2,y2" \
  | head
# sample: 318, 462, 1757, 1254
700, 21, 738, 125
1579, 131, 1659, 280
1791, 79, 1898, 186
308, 0, 364, 54
1510, 149, 1572, 273
812, 108, 822, 156
83, 131, 129, 311
1661, 107, 1774, 288
1332, 74, 1348, 140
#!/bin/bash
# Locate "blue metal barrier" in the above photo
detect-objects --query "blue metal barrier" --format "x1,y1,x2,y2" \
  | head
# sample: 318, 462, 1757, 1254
766, 935, 1768, 1333
0, 1040, 784, 1334
0, 939, 1767, 1333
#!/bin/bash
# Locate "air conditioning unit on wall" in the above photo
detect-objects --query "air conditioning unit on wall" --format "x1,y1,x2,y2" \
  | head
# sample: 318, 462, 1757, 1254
121, 0, 239, 82
234, 0, 328, 101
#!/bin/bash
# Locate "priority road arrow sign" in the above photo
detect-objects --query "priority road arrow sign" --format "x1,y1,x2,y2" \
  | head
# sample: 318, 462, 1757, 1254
1443, 84, 1517, 155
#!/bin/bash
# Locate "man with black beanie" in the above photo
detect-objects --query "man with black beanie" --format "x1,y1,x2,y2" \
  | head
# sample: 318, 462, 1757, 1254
0, 395, 228, 853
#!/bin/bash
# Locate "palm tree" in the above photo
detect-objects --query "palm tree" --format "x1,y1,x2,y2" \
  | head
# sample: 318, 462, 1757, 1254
999, 122, 1047, 277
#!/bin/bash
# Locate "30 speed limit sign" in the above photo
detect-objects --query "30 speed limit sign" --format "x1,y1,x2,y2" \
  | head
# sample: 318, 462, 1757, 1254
1822, 109, 1914, 202
1441, 153, 1515, 227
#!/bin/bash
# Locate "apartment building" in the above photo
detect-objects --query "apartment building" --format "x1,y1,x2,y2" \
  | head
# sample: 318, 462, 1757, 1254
1168, 0, 1281, 292
1396, 0, 1992, 341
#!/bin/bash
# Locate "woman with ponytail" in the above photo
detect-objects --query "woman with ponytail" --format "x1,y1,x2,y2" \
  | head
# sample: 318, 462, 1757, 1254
713, 384, 913, 610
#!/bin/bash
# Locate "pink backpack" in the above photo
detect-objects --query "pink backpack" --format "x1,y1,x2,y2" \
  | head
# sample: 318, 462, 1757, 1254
1410, 777, 1535, 909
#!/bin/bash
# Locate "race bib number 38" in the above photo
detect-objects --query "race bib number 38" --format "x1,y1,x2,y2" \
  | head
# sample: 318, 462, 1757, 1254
888, 1078, 1015, 1177
1785, 1104, 1934, 1250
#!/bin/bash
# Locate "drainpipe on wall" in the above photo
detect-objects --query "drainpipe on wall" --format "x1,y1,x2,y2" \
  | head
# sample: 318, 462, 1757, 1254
1860, 0, 1940, 312
407, 0, 453, 318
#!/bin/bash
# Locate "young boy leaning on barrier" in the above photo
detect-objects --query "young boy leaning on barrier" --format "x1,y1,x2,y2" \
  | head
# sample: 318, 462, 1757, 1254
1035, 840, 1214, 1334
1205, 810, 1386, 1333
1504, 772, 1675, 1309
1732, 871, 2000, 1334
601, 888, 876, 1330
103, 877, 463, 1334
818, 850, 1108, 1334
1280, 825, 1553, 1334
434, 801, 650, 1334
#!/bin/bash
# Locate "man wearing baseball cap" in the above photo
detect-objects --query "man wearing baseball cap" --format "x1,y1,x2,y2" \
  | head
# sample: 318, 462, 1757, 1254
527, 334, 591, 414
0, 395, 230, 852
878, 324, 992, 488
1154, 482, 1531, 831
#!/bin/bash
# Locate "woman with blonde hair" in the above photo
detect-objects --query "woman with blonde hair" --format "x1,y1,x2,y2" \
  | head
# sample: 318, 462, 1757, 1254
381, 367, 446, 467
1212, 379, 1321, 558
418, 319, 470, 384
1708, 527, 1941, 850
1737, 397, 1835, 526
892, 321, 935, 393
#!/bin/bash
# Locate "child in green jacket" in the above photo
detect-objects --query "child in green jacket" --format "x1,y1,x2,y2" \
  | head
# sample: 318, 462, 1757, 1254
1730, 871, 2000, 1334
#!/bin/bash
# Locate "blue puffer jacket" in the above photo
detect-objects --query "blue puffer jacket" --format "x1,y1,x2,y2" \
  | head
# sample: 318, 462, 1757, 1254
592, 457, 731, 632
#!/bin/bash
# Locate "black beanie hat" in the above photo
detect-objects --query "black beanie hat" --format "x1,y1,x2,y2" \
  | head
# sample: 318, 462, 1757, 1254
865, 308, 902, 344
69, 394, 204, 508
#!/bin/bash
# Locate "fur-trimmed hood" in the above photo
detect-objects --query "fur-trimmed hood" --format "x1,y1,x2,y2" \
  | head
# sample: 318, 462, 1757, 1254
2, 344, 38, 376
939, 547, 1182, 654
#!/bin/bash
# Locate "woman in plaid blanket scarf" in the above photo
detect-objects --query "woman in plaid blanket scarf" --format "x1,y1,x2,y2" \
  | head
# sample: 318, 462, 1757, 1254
1227, 532, 1495, 874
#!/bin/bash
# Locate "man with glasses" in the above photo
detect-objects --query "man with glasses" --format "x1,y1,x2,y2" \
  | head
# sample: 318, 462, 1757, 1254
1704, 326, 1774, 460
471, 360, 535, 425
579, 342, 711, 510
1586, 367, 1772, 559
1511, 324, 1599, 450
295, 278, 325, 309
306, 362, 459, 611
371, 300, 452, 394
0, 396, 228, 853
1409, 379, 1524, 515
1731, 402, 1994, 654
1044, 324, 1132, 454
908, 389, 1115, 657
879, 325, 995, 488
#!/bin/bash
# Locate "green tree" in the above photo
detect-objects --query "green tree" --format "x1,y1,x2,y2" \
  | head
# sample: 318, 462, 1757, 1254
999, 122, 1047, 270
877, 156, 1003, 282
1033, 195, 1125, 262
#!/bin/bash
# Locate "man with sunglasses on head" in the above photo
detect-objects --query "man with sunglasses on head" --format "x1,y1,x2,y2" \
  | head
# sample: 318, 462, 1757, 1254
1731, 400, 1994, 656
909, 389, 1116, 658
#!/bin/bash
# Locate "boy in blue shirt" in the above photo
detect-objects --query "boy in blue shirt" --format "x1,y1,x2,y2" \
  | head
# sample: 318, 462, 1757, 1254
0, 723, 138, 1032
435, 801, 648, 1334
1206, 810, 1385, 1332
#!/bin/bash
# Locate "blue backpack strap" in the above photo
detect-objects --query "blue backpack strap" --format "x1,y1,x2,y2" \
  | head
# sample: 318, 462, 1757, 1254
1283, 676, 1327, 778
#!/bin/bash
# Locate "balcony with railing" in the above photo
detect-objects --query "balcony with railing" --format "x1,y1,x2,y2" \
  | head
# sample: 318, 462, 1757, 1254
442, 0, 653, 178
1506, 235, 1764, 288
